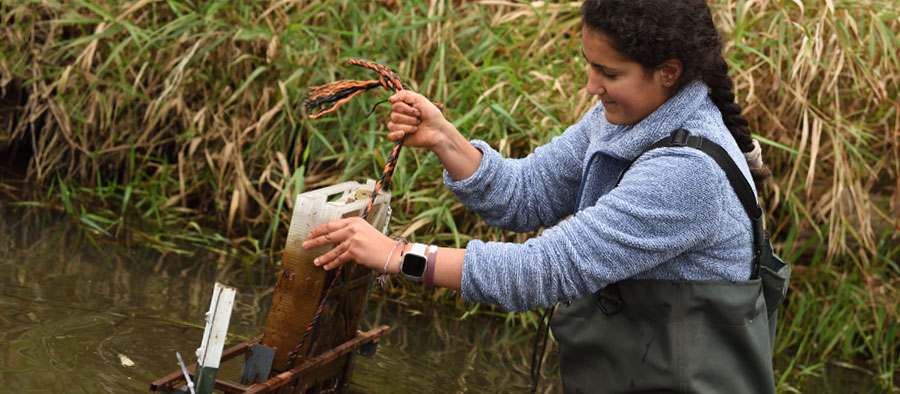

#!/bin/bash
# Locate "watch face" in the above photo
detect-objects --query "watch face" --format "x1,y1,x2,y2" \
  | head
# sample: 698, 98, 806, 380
402, 254, 427, 277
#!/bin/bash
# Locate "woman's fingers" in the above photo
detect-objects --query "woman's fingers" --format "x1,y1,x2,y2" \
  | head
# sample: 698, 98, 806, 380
387, 121, 417, 133
302, 220, 355, 270
391, 100, 421, 117
301, 217, 389, 271
387, 93, 424, 143
388, 91, 417, 106
386, 130, 405, 141
389, 92, 424, 119
314, 239, 354, 270
390, 111, 420, 125
304, 218, 352, 248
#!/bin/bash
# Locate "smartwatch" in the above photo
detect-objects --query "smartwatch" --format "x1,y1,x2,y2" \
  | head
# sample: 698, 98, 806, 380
400, 243, 428, 281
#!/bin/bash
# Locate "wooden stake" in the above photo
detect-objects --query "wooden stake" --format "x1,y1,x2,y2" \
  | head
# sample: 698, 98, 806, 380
195, 282, 237, 394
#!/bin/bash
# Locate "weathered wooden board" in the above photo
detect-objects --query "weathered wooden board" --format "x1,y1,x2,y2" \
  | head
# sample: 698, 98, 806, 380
150, 326, 390, 394
261, 180, 391, 373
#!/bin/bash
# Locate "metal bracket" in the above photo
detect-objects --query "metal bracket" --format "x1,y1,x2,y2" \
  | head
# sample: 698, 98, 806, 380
239, 344, 275, 385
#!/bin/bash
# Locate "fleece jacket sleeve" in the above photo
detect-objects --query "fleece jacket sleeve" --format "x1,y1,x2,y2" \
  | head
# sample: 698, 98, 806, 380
459, 148, 728, 311
443, 121, 590, 233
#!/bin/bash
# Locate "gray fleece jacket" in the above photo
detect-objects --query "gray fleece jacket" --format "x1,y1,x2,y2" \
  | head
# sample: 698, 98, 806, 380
444, 80, 758, 312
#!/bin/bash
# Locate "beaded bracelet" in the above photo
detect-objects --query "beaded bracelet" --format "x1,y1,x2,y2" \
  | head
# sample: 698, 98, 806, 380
377, 238, 408, 288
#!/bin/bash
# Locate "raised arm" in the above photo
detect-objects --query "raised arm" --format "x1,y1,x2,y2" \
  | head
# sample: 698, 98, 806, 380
389, 90, 593, 232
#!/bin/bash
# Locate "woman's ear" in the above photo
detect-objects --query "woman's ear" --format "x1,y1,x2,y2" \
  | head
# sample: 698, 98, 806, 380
657, 59, 683, 88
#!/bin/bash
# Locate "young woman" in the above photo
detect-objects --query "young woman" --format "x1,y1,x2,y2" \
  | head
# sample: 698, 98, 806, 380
302, 0, 780, 392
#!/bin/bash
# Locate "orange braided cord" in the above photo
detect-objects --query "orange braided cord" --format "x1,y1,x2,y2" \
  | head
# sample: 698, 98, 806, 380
348, 59, 406, 92
305, 79, 382, 118
364, 141, 404, 217
293, 59, 410, 363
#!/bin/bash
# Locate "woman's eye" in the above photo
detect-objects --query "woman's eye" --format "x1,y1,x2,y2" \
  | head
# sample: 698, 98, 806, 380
592, 66, 617, 79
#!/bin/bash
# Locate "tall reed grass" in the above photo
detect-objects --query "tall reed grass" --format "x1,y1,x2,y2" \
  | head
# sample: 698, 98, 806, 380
1, 0, 897, 390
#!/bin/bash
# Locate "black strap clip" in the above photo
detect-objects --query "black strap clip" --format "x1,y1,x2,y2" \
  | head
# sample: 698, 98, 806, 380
671, 128, 690, 146
670, 128, 703, 149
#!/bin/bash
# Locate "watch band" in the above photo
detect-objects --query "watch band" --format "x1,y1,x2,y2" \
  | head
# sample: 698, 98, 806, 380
407, 243, 427, 259
424, 245, 437, 291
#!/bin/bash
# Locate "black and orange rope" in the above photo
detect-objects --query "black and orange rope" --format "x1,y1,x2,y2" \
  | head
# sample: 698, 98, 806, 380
290, 59, 417, 362
305, 59, 411, 119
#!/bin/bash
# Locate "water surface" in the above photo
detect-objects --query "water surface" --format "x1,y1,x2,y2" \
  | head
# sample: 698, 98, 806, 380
0, 209, 557, 393
0, 208, 880, 393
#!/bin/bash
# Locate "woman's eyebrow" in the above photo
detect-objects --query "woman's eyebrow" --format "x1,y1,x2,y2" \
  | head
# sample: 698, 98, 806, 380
581, 48, 620, 73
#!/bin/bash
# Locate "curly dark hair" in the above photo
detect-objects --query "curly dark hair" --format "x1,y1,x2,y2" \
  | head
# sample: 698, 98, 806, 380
581, 0, 771, 185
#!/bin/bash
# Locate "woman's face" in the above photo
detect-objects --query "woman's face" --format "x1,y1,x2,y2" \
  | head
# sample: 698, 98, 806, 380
582, 29, 674, 125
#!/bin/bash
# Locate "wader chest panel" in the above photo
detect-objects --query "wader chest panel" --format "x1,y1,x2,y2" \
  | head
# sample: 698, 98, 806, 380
550, 129, 789, 394
552, 280, 776, 394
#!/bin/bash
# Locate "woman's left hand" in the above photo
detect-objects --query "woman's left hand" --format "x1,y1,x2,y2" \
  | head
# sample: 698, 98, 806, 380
300, 217, 397, 272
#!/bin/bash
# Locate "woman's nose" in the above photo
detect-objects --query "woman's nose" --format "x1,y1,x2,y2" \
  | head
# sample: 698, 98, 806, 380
586, 73, 605, 96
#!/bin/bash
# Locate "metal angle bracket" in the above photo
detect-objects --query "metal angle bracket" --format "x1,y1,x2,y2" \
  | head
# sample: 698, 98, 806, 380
239, 344, 275, 385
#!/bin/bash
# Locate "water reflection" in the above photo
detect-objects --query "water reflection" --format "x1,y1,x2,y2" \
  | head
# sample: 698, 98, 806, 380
0, 208, 560, 393
1, 209, 263, 392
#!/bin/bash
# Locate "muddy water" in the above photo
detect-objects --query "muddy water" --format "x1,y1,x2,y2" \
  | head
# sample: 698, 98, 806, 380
0, 208, 878, 394
0, 210, 558, 393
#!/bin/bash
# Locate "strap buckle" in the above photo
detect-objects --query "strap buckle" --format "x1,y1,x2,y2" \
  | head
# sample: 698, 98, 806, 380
671, 128, 690, 146
670, 128, 703, 149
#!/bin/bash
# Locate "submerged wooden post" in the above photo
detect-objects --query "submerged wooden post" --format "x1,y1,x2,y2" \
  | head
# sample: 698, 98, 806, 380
262, 180, 391, 374
195, 282, 237, 394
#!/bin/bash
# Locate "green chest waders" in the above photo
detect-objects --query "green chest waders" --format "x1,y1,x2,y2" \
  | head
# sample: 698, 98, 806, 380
550, 129, 791, 394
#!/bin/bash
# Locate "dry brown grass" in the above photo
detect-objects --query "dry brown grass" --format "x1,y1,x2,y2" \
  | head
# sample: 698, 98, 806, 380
1, 0, 898, 388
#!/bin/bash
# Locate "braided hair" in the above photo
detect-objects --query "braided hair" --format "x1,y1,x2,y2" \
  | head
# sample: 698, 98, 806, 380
581, 0, 771, 186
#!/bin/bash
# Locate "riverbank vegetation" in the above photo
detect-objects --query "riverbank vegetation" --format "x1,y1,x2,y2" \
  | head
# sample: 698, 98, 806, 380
1, 0, 898, 391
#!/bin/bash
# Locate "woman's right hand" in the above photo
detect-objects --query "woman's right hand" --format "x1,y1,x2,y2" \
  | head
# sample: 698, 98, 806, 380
387, 91, 454, 150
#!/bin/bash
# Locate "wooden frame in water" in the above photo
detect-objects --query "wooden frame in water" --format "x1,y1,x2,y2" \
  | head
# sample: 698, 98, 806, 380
150, 180, 392, 393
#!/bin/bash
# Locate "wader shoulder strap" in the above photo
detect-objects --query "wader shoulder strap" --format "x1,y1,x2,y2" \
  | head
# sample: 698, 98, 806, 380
615, 128, 765, 277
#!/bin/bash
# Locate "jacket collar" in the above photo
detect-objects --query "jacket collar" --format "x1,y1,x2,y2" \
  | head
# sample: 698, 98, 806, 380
593, 80, 710, 161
